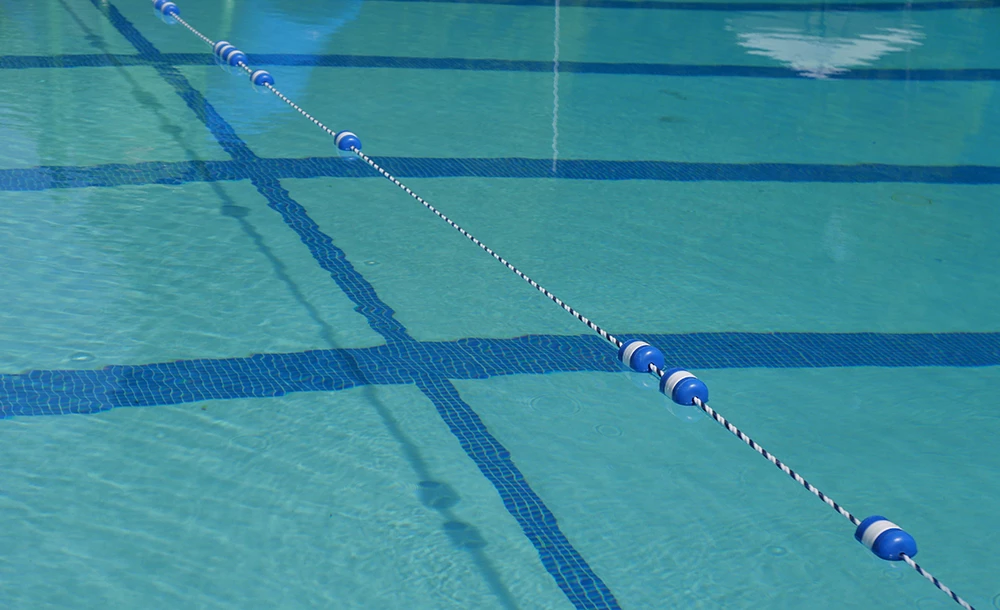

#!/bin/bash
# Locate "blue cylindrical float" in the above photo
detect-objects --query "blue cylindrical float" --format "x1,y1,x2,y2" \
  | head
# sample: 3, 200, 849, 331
617, 340, 665, 374
158, 1, 179, 16
251, 70, 274, 87
224, 49, 247, 67
855, 515, 918, 561
659, 368, 709, 405
335, 131, 362, 151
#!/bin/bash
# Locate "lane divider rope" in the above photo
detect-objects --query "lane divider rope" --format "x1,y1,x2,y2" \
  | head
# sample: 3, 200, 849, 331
151, 3, 977, 608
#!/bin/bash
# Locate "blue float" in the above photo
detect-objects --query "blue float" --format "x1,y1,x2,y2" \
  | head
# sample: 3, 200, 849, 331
251, 70, 274, 87
209, 42, 247, 72
158, 1, 179, 16
224, 49, 247, 67
659, 368, 709, 405
152, 0, 167, 9
855, 516, 918, 561
617, 340, 665, 374
335, 131, 362, 151
214, 43, 246, 66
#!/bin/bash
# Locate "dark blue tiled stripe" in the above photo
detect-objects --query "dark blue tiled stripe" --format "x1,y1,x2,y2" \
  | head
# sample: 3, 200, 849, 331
89, 2, 619, 605
0, 160, 239, 190
4, 331, 997, 417
6, 52, 1000, 81
374, 0, 999, 10
414, 374, 618, 609
5, 157, 1000, 191
323, 158, 1000, 183
238, 55, 1000, 82
636, 331, 1000, 369
0, 159, 354, 191
155, 63, 257, 162
0, 54, 147, 69
833, 68, 1000, 81
250, 174, 411, 342
0, 349, 369, 418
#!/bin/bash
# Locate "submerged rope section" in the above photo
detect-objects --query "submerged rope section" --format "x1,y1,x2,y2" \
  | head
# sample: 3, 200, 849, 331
156, 5, 977, 609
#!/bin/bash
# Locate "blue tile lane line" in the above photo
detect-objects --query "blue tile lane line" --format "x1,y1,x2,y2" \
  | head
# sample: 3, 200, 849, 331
5, 331, 999, 418
251, 173, 413, 344
373, 0, 1000, 10
5, 157, 1000, 191
413, 374, 618, 610
0, 54, 147, 69
89, 2, 620, 607
234, 56, 1000, 82
5, 53, 1000, 81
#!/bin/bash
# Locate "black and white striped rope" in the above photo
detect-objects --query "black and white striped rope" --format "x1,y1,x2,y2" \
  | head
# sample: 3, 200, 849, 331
158, 9, 978, 609
350, 128, 977, 610
351, 149, 622, 349
902, 554, 976, 610
172, 14, 344, 140
698, 391, 858, 524
171, 14, 212, 46
646, 363, 976, 609
662, 362, 862, 525
164, 14, 621, 349
180, 9, 624, 351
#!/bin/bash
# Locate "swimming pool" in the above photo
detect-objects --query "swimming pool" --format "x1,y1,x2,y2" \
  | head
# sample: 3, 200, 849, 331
1, 0, 998, 607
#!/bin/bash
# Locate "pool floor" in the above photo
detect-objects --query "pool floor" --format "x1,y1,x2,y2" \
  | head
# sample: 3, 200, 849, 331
1, 0, 998, 608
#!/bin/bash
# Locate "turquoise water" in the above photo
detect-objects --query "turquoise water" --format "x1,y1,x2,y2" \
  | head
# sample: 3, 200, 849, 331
1, 0, 998, 608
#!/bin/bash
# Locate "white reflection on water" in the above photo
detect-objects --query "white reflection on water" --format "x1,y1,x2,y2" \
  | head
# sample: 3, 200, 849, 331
729, 12, 923, 78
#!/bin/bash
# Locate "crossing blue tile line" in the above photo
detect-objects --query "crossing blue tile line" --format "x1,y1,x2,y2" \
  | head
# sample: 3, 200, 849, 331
5, 157, 1000, 192
5, 331, 998, 418
5, 52, 1000, 81
413, 374, 619, 609
250, 173, 412, 343
372, 0, 1000, 11
86, 2, 620, 606
154, 68, 256, 162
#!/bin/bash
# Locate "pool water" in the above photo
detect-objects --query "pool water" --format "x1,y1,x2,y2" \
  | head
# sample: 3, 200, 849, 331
1, 0, 998, 608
